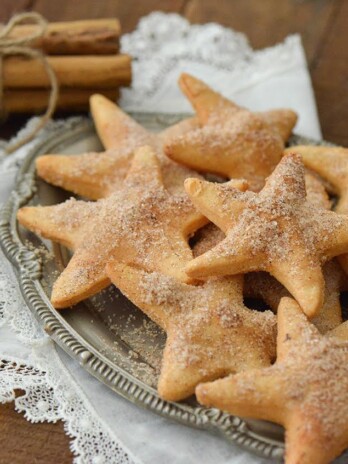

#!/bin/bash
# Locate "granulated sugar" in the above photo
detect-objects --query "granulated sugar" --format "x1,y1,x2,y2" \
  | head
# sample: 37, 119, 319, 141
194, 154, 348, 272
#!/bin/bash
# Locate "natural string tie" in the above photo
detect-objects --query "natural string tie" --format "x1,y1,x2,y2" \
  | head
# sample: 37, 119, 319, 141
0, 12, 59, 154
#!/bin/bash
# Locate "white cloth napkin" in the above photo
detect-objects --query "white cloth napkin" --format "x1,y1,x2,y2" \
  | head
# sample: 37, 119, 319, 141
120, 13, 321, 140
0, 12, 333, 464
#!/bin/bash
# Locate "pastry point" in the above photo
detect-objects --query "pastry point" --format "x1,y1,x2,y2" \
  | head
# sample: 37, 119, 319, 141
36, 153, 121, 200
89, 93, 147, 150
179, 73, 237, 123
184, 178, 248, 233
261, 109, 298, 142
245, 260, 344, 334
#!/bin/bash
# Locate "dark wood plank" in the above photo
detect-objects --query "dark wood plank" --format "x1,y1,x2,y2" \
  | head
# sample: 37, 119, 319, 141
29, 0, 185, 33
184, 0, 348, 146
311, 0, 348, 145
184, 0, 335, 62
0, 0, 36, 22
0, 401, 73, 464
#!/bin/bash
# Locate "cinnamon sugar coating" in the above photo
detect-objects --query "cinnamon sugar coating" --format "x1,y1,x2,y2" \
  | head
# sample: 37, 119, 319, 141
15, 74, 348, 462
18, 146, 206, 308
245, 260, 344, 333
192, 172, 330, 259
196, 297, 348, 464
304, 171, 331, 210
36, 94, 201, 200
185, 153, 348, 318
106, 261, 276, 401
244, 175, 343, 333
285, 145, 348, 278
165, 73, 297, 191
284, 145, 348, 214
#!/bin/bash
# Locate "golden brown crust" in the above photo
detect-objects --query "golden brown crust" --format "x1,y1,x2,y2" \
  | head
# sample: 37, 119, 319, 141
36, 94, 202, 200
184, 154, 348, 318
165, 73, 297, 191
17, 74, 348, 463
18, 146, 206, 307
285, 145, 348, 279
106, 261, 276, 401
196, 297, 348, 464
245, 259, 344, 333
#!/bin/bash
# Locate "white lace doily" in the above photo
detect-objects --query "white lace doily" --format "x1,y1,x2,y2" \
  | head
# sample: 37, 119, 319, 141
0, 12, 323, 464
0, 183, 136, 464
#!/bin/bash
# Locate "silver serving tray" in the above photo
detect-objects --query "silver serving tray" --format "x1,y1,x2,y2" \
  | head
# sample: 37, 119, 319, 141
0, 114, 325, 461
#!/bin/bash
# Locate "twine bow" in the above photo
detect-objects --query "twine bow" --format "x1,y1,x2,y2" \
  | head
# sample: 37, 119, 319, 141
0, 12, 59, 154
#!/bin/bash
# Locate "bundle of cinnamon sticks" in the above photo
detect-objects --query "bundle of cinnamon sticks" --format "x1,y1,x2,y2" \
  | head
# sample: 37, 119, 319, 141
2, 18, 132, 113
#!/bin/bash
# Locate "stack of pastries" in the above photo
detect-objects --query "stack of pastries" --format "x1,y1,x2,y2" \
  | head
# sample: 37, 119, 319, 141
17, 74, 348, 464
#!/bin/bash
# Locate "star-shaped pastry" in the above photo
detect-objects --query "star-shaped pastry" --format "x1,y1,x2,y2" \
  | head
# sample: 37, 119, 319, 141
184, 153, 348, 318
17, 146, 206, 308
284, 145, 348, 213
191, 171, 330, 259
196, 296, 348, 464
36, 93, 200, 200
193, 172, 343, 332
106, 260, 276, 401
284, 145, 348, 276
245, 260, 345, 334
164, 73, 298, 191
243, 176, 343, 333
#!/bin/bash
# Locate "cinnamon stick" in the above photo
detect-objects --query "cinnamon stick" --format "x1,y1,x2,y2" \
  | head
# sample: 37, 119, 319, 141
4, 88, 120, 113
3, 54, 132, 88
4, 19, 121, 55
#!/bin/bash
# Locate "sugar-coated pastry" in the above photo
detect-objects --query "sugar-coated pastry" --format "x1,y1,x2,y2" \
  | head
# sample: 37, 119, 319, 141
284, 145, 348, 213
196, 297, 348, 464
106, 261, 276, 401
244, 175, 343, 332
285, 145, 348, 277
165, 73, 297, 191
192, 172, 329, 259
16, 70, 348, 460
245, 260, 345, 333
304, 171, 331, 210
18, 146, 206, 308
36, 94, 201, 199
184, 153, 348, 318
158, 116, 199, 143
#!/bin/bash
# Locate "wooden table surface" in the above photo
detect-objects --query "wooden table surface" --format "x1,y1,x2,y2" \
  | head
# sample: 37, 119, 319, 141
0, 0, 347, 462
